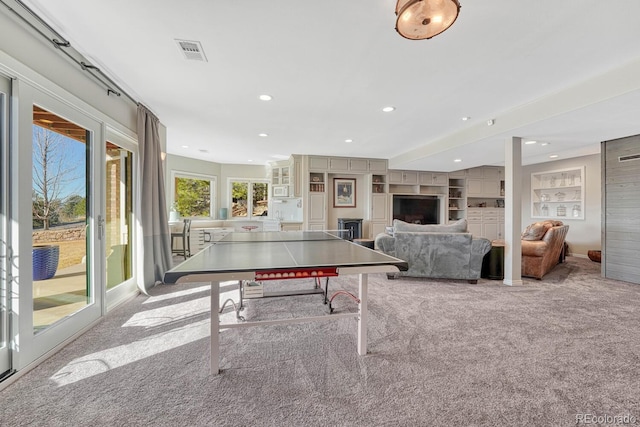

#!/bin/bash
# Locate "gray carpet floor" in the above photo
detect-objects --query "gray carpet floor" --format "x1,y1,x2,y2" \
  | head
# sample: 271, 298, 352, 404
1, 256, 639, 426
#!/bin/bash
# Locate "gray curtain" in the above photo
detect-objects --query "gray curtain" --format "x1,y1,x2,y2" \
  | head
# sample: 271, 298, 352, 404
137, 104, 172, 293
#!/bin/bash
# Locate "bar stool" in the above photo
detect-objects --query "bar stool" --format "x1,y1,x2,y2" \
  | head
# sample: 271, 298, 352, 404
171, 219, 192, 259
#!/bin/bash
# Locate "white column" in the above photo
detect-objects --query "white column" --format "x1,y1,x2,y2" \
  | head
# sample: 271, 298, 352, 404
504, 137, 523, 286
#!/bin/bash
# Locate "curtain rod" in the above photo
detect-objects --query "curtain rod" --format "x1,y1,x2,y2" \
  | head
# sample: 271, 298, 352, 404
1, 0, 139, 106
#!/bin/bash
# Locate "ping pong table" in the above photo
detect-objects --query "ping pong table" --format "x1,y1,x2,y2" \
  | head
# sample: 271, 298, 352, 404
163, 230, 407, 374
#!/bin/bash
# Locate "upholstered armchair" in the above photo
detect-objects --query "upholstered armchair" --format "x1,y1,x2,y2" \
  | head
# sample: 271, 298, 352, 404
521, 220, 569, 279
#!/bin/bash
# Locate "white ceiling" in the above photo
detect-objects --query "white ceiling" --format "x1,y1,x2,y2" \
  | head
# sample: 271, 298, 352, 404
21, 0, 640, 171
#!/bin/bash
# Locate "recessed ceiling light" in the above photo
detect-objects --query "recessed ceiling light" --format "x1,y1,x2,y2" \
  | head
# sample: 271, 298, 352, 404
525, 140, 537, 145
461, 117, 470, 121
345, 139, 353, 143
181, 145, 189, 149
199, 149, 209, 153
382, 106, 395, 113
549, 154, 559, 159
259, 133, 269, 137
454, 159, 462, 163
258, 94, 272, 101
248, 159, 254, 162
541, 142, 550, 146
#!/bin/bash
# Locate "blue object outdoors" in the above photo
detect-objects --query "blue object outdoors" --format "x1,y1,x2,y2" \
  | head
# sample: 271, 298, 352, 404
33, 245, 60, 280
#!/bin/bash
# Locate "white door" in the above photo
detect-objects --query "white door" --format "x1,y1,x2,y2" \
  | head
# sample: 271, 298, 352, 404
13, 81, 104, 369
0, 74, 10, 377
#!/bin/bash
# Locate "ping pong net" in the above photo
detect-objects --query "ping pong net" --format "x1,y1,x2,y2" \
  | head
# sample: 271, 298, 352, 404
216, 230, 358, 316
216, 229, 353, 243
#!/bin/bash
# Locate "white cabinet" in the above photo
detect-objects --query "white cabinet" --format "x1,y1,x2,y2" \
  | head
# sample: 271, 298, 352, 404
531, 166, 584, 220
271, 164, 290, 185
468, 179, 501, 197
271, 159, 295, 197
328, 157, 377, 172
346, 158, 368, 172
309, 156, 386, 173
281, 222, 302, 231
419, 172, 448, 186
388, 170, 418, 185
328, 157, 349, 171
371, 194, 388, 221
191, 227, 233, 252
467, 208, 504, 240
306, 170, 327, 230
368, 159, 388, 172
308, 193, 326, 222
467, 166, 505, 198
309, 156, 329, 170
448, 169, 467, 178
369, 193, 389, 238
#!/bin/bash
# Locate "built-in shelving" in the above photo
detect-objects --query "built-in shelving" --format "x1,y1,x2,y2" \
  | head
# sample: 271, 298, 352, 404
372, 174, 386, 194
309, 172, 325, 192
531, 166, 584, 220
448, 177, 466, 222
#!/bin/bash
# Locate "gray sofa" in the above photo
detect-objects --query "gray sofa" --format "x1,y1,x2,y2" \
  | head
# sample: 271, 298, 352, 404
375, 219, 491, 283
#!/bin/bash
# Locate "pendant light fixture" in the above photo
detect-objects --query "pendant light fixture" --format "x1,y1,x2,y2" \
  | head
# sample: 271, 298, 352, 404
395, 0, 461, 40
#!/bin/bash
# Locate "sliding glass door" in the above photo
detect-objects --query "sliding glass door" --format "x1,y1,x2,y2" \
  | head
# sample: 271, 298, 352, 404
105, 135, 137, 308
0, 75, 10, 377
14, 82, 104, 369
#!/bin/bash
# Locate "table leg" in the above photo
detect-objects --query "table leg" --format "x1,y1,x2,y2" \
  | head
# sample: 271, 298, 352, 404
211, 280, 220, 374
357, 273, 368, 355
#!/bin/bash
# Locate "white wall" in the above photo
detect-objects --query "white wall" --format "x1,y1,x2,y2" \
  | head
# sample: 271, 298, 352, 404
0, 10, 137, 132
165, 154, 271, 217
522, 154, 601, 256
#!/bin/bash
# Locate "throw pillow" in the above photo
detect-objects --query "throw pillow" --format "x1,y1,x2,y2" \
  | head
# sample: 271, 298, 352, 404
522, 222, 549, 241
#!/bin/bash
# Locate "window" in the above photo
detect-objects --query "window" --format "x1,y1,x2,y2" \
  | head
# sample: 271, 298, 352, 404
230, 179, 269, 219
171, 171, 216, 218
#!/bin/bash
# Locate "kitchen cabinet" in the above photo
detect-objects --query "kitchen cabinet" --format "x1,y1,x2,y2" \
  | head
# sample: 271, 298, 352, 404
281, 222, 303, 231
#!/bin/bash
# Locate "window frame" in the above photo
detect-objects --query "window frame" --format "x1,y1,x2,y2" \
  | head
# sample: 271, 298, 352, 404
228, 178, 269, 219
170, 170, 217, 219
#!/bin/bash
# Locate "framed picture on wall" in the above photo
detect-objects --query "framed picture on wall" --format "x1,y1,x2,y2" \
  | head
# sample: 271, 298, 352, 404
333, 178, 356, 207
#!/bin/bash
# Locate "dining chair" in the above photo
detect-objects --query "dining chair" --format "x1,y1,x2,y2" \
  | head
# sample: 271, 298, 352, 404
171, 218, 192, 259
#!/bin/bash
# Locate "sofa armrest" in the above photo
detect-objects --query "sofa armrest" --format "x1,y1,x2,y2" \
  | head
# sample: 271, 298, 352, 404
522, 240, 548, 257
374, 233, 396, 256
471, 237, 492, 257
469, 237, 492, 278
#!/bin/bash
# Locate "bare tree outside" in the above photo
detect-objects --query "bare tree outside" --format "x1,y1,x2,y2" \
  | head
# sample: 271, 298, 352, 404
32, 125, 82, 230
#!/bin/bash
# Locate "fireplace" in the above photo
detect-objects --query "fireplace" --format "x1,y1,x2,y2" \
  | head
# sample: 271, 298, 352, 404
392, 195, 441, 224
337, 218, 362, 240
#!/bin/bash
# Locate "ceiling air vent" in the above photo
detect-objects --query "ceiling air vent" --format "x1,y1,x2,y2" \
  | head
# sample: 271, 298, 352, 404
619, 153, 640, 162
175, 39, 207, 62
